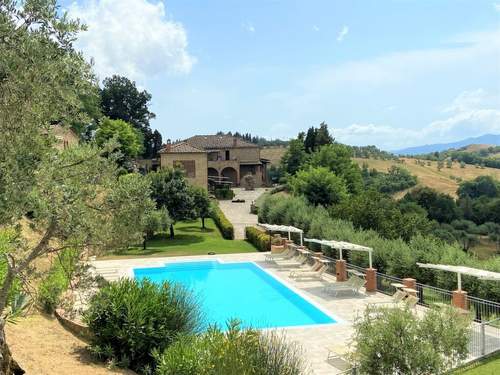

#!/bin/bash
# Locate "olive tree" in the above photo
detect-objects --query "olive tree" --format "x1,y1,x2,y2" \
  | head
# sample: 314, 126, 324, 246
0, 2, 154, 372
351, 306, 471, 374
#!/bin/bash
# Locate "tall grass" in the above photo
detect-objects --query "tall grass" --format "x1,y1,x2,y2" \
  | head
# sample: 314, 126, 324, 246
154, 320, 307, 375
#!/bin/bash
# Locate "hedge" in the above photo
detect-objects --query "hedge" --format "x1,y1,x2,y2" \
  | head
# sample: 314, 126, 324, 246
210, 203, 234, 239
245, 226, 270, 252
258, 194, 500, 301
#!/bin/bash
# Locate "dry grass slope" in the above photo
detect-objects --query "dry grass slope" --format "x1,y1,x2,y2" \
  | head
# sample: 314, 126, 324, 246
354, 157, 500, 197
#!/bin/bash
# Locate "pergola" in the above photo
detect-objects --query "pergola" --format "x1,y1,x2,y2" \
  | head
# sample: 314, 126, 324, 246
258, 224, 303, 246
417, 263, 500, 290
304, 238, 374, 268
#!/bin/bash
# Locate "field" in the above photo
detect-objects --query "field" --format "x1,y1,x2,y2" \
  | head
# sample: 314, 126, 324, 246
103, 218, 257, 258
354, 157, 500, 197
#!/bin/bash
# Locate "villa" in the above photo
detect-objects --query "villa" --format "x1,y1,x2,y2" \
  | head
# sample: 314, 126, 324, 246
159, 134, 270, 189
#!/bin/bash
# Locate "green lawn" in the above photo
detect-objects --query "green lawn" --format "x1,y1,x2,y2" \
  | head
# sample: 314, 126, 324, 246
104, 218, 257, 258
453, 353, 500, 375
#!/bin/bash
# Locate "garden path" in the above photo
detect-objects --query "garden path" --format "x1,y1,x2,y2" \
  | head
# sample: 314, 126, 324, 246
217, 187, 267, 239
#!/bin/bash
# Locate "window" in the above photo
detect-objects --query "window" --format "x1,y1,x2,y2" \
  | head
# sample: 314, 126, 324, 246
174, 160, 196, 178
225, 150, 230, 160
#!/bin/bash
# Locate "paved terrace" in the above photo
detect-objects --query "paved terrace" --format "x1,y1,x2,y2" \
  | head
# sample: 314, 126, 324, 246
217, 188, 266, 239
92, 252, 397, 375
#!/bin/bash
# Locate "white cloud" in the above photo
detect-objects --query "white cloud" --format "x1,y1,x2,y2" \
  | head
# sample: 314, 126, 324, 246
68, 0, 195, 81
313, 25, 320, 32
494, 3, 500, 12
243, 22, 255, 33
337, 25, 349, 42
335, 89, 500, 150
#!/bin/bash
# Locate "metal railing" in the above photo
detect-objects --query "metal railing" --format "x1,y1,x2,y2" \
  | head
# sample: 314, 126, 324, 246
288, 243, 500, 360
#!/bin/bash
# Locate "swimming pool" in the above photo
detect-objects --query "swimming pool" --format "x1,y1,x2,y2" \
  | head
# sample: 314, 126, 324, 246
133, 260, 336, 329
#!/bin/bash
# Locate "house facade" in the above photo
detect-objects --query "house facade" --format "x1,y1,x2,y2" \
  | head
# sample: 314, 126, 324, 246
159, 135, 269, 189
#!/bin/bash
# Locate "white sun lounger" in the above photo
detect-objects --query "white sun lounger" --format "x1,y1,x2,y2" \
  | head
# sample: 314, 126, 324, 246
264, 248, 294, 262
292, 264, 328, 280
274, 253, 307, 267
325, 276, 366, 296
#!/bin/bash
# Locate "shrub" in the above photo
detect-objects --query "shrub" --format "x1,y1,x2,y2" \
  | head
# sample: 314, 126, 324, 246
288, 166, 348, 206
210, 203, 234, 239
38, 249, 78, 313
246, 227, 271, 251
214, 186, 234, 200
257, 193, 500, 301
84, 278, 202, 374
351, 306, 471, 375
154, 321, 306, 375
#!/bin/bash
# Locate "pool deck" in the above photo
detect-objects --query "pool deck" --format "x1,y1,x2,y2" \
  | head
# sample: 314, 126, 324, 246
90, 252, 405, 375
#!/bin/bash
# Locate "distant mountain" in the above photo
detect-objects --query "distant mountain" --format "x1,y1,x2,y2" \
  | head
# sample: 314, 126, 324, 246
393, 134, 500, 155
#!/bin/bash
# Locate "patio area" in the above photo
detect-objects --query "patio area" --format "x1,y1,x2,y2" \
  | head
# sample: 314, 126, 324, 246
91, 252, 398, 374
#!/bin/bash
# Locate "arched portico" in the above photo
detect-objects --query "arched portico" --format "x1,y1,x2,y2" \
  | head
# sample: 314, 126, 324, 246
221, 166, 238, 185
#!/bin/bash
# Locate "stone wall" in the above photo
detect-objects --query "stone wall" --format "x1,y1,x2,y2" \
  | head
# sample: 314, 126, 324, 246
160, 152, 208, 189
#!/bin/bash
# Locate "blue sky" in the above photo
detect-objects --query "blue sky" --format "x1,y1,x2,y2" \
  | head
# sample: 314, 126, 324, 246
64, 0, 500, 150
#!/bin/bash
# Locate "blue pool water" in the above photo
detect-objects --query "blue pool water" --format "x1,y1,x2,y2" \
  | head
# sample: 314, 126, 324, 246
133, 260, 336, 329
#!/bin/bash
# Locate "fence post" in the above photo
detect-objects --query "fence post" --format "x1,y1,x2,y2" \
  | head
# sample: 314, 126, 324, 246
452, 290, 468, 310
365, 268, 377, 293
336, 259, 347, 282
480, 322, 486, 356
403, 278, 417, 296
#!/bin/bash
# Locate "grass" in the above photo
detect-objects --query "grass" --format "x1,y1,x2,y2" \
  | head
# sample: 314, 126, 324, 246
470, 237, 498, 260
103, 218, 257, 258
453, 353, 500, 374
354, 157, 500, 197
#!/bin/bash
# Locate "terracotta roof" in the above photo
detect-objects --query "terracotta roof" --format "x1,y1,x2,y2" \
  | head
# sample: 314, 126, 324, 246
159, 141, 205, 154
184, 135, 258, 150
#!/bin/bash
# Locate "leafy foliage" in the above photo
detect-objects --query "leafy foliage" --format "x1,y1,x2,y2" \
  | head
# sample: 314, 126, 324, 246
402, 186, 460, 223
191, 187, 211, 228
258, 194, 500, 300
352, 306, 471, 375
210, 203, 234, 240
154, 321, 306, 375
281, 138, 309, 176
95, 117, 143, 161
245, 227, 271, 252
100, 75, 161, 158
148, 168, 196, 237
361, 165, 417, 194
308, 144, 363, 194
38, 249, 79, 313
85, 278, 202, 374
289, 167, 348, 206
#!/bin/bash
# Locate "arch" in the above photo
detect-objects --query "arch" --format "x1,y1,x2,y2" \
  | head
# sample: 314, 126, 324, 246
221, 167, 238, 186
208, 167, 219, 179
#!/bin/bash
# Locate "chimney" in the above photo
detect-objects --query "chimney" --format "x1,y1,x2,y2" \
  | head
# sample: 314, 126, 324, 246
165, 139, 172, 152
232, 137, 237, 147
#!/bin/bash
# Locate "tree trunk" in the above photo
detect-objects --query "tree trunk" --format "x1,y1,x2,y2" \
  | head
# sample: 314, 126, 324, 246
143, 238, 147, 250
169, 223, 175, 239
0, 321, 24, 375
201, 216, 205, 229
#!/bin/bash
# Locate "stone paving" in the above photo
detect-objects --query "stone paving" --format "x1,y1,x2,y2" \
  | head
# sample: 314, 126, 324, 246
91, 252, 398, 374
217, 187, 267, 239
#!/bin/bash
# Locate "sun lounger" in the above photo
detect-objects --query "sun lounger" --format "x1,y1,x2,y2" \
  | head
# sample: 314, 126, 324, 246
264, 248, 293, 262
368, 290, 408, 306
288, 260, 322, 277
325, 344, 356, 373
292, 264, 328, 280
368, 295, 420, 313
274, 254, 307, 268
325, 276, 366, 296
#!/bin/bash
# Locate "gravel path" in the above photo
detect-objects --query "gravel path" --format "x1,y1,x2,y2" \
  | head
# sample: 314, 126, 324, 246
217, 188, 267, 239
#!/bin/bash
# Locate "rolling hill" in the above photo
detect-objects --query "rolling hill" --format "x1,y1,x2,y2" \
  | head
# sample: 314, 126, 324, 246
355, 157, 500, 197
393, 134, 500, 155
